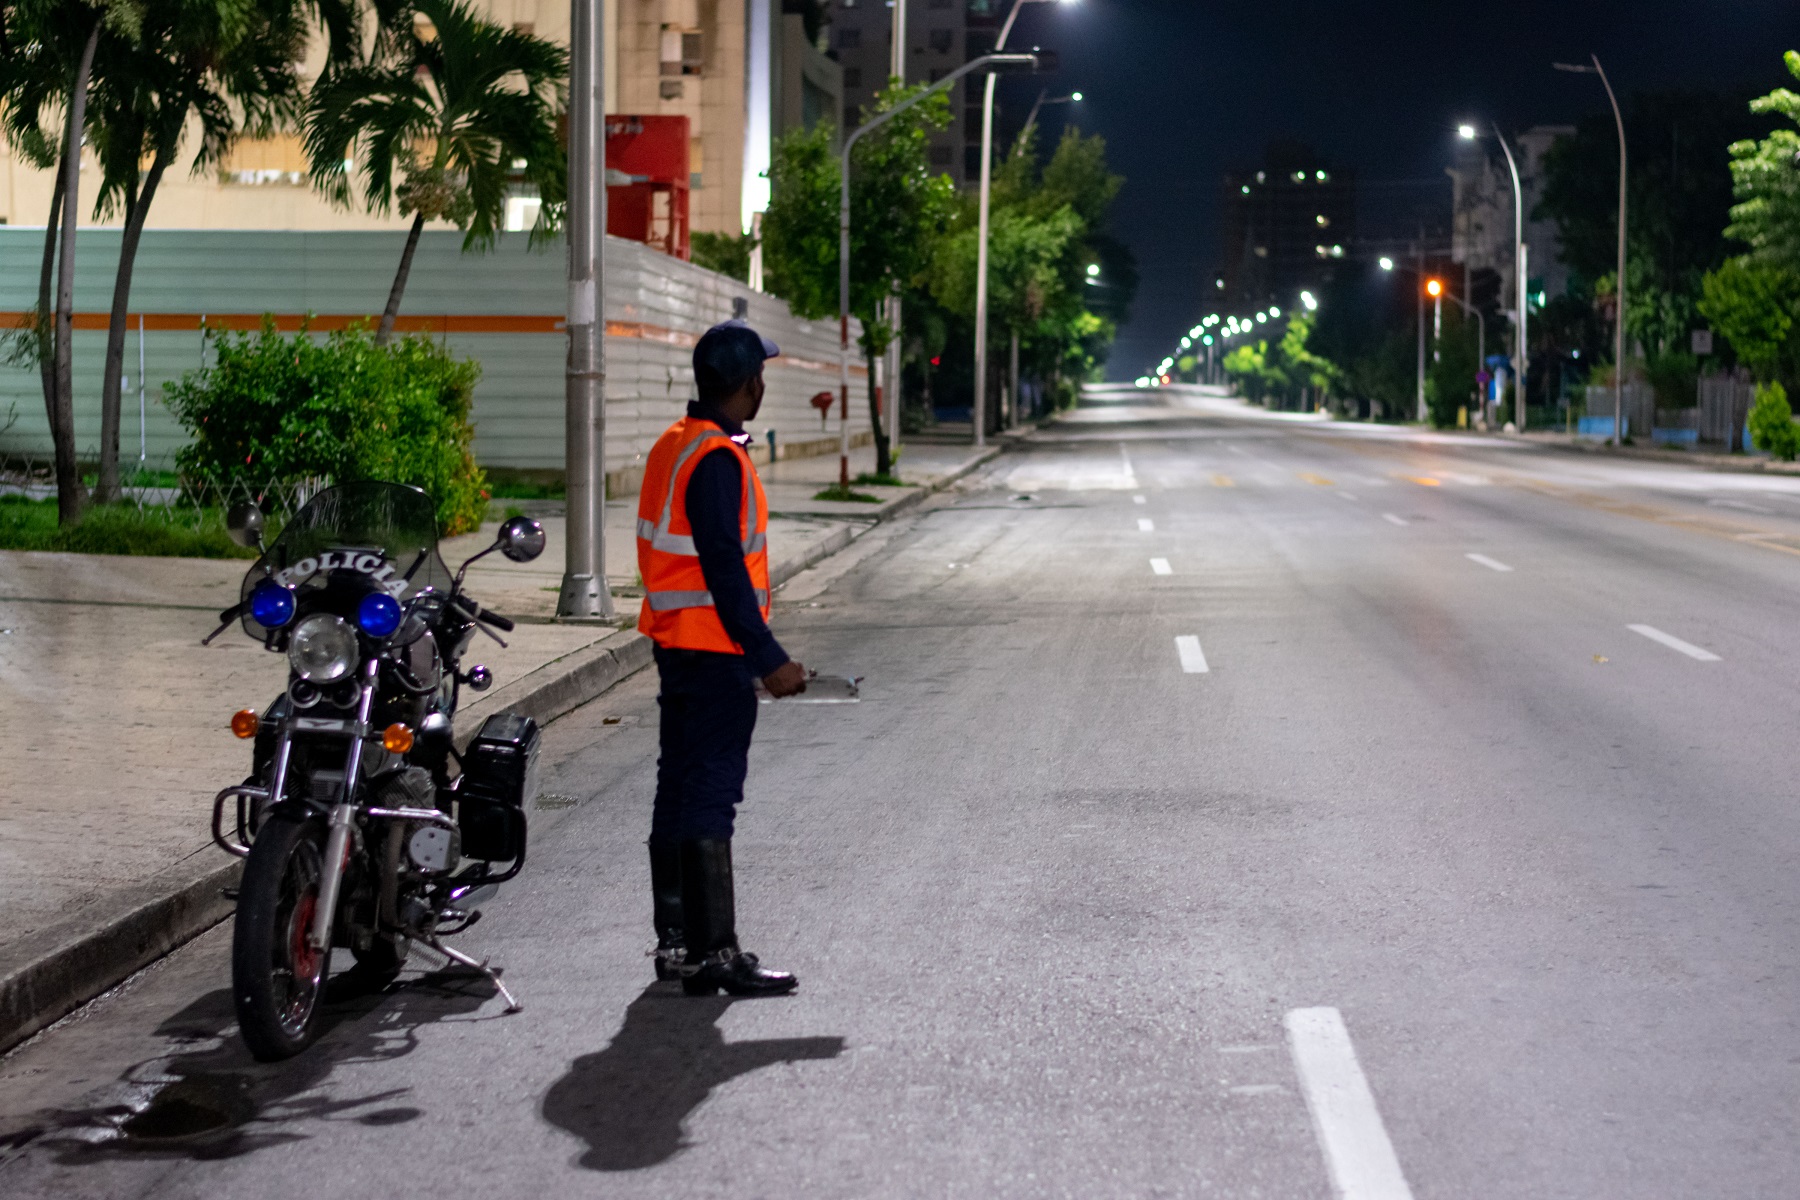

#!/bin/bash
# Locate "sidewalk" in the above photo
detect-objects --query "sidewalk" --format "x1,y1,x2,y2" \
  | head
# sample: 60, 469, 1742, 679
0, 438, 996, 1051
1497, 428, 1800, 475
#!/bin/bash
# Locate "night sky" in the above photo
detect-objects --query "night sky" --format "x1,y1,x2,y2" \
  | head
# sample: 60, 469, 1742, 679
992, 0, 1800, 381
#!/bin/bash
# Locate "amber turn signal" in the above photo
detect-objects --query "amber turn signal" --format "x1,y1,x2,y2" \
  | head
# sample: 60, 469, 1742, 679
382, 723, 415, 754
230, 709, 260, 739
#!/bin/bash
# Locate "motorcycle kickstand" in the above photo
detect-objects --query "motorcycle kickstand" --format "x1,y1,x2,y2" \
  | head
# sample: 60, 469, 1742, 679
421, 934, 522, 1013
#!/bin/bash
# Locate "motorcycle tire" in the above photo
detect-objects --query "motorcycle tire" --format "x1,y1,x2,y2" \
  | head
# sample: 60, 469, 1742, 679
232, 813, 332, 1061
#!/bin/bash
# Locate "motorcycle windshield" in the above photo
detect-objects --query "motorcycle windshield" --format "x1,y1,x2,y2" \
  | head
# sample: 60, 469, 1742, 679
240, 483, 453, 634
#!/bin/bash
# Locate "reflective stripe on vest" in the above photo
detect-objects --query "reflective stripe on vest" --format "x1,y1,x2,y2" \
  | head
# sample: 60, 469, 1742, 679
644, 587, 772, 611
638, 430, 764, 556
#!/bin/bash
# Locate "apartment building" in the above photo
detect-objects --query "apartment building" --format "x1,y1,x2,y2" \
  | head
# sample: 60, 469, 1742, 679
0, 0, 841, 242
829, 0, 1001, 188
1216, 142, 1357, 308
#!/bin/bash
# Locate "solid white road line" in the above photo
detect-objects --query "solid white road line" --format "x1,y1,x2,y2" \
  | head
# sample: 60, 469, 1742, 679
1150, 558, 1172, 576
1138, 518, 1155, 532
1133, 494, 1147, 504
1628, 624, 1721, 661
1286, 1007, 1415, 1200
1175, 635, 1210, 673
1382, 514, 1408, 527
1466, 553, 1513, 572
1120, 444, 1138, 488
1337, 491, 1359, 502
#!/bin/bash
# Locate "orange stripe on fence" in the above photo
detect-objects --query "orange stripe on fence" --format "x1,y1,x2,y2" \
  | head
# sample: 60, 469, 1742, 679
0, 312, 864, 373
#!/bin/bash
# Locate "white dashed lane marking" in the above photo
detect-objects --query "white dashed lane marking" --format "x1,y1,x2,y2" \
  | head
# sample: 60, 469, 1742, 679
1133, 494, 1147, 505
1175, 636, 1210, 674
1466, 553, 1512, 572
1382, 513, 1408, 526
1286, 1007, 1415, 1200
1138, 518, 1155, 532
1628, 624, 1721, 661
1150, 558, 1171, 576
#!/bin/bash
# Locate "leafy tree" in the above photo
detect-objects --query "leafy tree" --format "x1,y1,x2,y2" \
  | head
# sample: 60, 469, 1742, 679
0, 0, 140, 522
305, 0, 566, 345
89, 0, 342, 502
761, 82, 955, 474
1699, 258, 1800, 378
1696, 51, 1800, 386
1747, 380, 1798, 460
1537, 88, 1769, 367
1724, 51, 1800, 274
691, 230, 755, 282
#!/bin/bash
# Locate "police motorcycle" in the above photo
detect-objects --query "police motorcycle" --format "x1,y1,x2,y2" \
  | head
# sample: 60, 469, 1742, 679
205, 482, 546, 1061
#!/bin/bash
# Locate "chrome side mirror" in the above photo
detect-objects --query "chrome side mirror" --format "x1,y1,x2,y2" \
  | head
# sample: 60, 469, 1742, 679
497, 515, 546, 563
226, 501, 265, 550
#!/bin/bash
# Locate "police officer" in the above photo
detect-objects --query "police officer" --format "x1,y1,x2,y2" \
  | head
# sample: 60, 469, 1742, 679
637, 320, 807, 997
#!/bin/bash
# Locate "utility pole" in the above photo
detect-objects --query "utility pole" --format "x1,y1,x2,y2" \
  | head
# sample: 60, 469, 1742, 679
557, 0, 612, 619
1415, 238, 1426, 423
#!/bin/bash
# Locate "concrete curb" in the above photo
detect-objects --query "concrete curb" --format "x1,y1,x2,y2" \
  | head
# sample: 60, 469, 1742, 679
1495, 432, 1799, 475
0, 443, 1009, 1055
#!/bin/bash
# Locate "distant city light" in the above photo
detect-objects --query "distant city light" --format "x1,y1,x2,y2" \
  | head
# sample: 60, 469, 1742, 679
1379, 256, 1395, 271
1269, 306, 1281, 318
1426, 278, 1442, 297
1086, 263, 1101, 277
1241, 185, 1251, 195
1458, 124, 1477, 140
1071, 91, 1084, 101
1256, 312, 1267, 324
1316, 170, 1329, 182
1300, 290, 1318, 311
1202, 335, 1213, 345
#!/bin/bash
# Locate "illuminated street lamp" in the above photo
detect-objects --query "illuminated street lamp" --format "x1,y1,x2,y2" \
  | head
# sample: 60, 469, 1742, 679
1460, 121, 1529, 431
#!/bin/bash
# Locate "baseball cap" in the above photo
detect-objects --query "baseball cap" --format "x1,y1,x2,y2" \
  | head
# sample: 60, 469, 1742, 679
693, 320, 780, 399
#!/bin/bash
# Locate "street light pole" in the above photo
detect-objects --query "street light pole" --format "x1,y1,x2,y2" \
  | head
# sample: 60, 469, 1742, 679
1557, 56, 1627, 445
1415, 240, 1426, 422
1492, 126, 1528, 433
557, 0, 612, 619
841, 53, 1039, 485
976, 0, 1070, 447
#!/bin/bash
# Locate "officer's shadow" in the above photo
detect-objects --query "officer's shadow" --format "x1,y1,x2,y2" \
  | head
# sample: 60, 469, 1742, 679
541, 982, 844, 1171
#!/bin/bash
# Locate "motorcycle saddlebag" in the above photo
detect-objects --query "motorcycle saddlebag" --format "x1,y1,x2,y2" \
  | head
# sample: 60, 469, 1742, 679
457, 712, 540, 862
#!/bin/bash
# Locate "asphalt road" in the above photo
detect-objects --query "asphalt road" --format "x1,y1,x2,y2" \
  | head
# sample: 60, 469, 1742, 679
7, 389, 1800, 1197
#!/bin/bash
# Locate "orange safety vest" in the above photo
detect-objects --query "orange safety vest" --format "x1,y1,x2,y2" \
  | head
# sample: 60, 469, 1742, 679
636, 416, 771, 653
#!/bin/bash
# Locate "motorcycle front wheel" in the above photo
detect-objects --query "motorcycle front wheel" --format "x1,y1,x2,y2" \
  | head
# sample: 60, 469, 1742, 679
232, 813, 332, 1061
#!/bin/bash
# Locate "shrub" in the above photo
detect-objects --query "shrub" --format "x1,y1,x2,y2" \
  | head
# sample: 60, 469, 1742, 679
165, 320, 488, 535
1748, 380, 1798, 460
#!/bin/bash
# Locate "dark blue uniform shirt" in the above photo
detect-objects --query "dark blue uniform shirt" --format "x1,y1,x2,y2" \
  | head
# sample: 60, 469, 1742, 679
684, 401, 789, 677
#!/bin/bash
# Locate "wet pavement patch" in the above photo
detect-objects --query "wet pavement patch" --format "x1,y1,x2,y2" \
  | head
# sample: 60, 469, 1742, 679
118, 1076, 253, 1144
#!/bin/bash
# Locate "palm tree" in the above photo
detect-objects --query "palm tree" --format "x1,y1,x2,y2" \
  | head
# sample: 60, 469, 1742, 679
87, 0, 334, 501
304, 0, 566, 345
0, 0, 133, 522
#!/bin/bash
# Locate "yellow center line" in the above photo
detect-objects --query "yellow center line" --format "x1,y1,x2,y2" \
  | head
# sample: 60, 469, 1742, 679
1397, 474, 1442, 487
1212, 474, 1236, 488
1298, 472, 1335, 486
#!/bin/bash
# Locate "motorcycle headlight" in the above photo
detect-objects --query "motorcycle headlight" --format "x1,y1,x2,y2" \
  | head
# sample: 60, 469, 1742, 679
288, 614, 359, 683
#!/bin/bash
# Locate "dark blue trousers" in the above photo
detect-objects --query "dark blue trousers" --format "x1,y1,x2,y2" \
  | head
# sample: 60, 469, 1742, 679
649, 646, 759, 844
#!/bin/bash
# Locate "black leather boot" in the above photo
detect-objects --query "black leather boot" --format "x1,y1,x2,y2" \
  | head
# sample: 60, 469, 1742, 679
678, 839, 797, 997
649, 842, 685, 981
